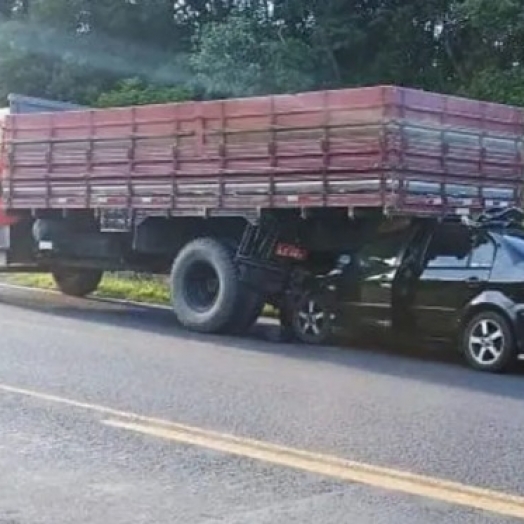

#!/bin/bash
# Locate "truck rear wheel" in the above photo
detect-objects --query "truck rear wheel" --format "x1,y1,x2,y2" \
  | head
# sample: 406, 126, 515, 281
52, 268, 103, 297
216, 240, 264, 335
170, 237, 241, 334
224, 289, 264, 335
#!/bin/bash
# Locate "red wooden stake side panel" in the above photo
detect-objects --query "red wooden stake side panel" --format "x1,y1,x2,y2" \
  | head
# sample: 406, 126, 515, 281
1, 86, 523, 215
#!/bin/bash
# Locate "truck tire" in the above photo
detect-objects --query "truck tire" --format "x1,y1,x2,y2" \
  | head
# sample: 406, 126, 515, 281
52, 268, 103, 297
278, 302, 296, 342
215, 240, 264, 335
170, 237, 241, 334
224, 288, 264, 335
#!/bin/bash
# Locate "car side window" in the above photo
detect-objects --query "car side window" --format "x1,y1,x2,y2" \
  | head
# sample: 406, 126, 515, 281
358, 227, 411, 271
469, 234, 496, 268
425, 225, 471, 268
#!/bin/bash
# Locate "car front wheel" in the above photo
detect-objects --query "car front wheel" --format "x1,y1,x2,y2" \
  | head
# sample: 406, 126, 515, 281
291, 294, 333, 345
462, 311, 516, 373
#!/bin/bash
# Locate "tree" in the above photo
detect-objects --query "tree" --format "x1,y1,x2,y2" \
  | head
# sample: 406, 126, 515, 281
448, 0, 524, 104
0, 0, 192, 104
191, 12, 319, 97
96, 78, 193, 107
1, 0, 524, 108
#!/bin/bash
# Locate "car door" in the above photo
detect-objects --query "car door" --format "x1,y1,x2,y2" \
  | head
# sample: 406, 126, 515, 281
341, 220, 414, 330
411, 224, 495, 339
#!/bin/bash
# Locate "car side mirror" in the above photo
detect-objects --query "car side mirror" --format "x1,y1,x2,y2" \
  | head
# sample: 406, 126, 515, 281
337, 254, 352, 267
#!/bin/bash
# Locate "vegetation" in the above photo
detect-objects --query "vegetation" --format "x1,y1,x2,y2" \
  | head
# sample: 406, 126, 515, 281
0, 0, 523, 107
9, 273, 171, 304
8, 273, 278, 318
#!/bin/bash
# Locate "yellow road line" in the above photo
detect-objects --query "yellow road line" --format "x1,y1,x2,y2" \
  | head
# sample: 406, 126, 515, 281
1, 383, 524, 519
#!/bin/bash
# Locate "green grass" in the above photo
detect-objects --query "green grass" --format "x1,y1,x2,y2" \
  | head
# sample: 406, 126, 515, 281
7, 273, 277, 318
8, 273, 171, 305
9, 273, 56, 290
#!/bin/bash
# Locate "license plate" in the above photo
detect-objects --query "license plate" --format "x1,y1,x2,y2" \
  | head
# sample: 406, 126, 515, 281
274, 243, 308, 261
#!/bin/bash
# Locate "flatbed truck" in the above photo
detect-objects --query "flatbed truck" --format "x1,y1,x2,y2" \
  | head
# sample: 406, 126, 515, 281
0, 86, 521, 335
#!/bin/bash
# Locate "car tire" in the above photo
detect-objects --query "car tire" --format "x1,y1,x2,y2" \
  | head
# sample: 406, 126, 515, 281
52, 268, 103, 297
291, 293, 333, 345
170, 237, 240, 334
462, 310, 516, 373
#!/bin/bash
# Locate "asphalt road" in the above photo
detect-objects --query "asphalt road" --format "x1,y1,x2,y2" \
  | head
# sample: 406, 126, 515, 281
1, 285, 524, 524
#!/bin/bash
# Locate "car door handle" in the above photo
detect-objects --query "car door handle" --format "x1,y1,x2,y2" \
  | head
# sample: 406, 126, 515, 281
379, 275, 392, 288
465, 276, 483, 287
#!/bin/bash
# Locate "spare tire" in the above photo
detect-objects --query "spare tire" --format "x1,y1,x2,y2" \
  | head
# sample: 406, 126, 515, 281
52, 268, 103, 297
171, 237, 240, 333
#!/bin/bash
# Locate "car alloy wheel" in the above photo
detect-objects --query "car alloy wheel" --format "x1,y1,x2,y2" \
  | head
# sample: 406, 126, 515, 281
468, 318, 504, 365
463, 311, 515, 373
292, 294, 332, 345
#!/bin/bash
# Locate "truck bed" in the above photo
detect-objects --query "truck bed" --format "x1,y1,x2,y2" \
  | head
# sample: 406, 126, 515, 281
1, 86, 522, 216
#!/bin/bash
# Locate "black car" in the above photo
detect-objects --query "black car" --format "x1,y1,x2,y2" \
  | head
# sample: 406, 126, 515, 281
287, 210, 524, 373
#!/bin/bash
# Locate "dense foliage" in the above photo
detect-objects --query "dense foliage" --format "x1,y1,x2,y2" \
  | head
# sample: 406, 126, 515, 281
0, 0, 523, 107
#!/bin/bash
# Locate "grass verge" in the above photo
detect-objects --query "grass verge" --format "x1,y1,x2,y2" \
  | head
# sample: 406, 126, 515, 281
7, 273, 170, 305
6, 273, 277, 318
